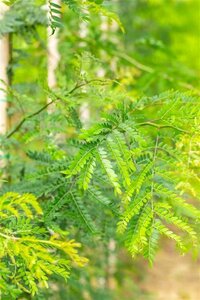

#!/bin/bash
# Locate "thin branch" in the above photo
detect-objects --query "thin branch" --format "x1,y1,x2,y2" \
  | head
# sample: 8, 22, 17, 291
143, 146, 179, 161
6, 100, 54, 138
65, 78, 109, 96
118, 52, 200, 94
6, 79, 108, 139
137, 121, 189, 133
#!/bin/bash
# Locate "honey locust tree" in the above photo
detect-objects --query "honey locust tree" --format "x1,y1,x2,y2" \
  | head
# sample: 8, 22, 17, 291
0, 0, 199, 299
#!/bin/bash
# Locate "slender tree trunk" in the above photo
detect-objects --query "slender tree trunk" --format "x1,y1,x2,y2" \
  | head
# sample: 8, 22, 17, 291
47, 0, 60, 111
105, 238, 117, 290
0, 35, 9, 135
47, 21, 60, 90
0, 4, 9, 136
79, 17, 90, 128
0, 3, 10, 176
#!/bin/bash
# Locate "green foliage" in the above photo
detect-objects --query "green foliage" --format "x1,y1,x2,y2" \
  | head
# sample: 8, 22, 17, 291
48, 1, 63, 33
60, 90, 200, 263
0, 0, 47, 38
48, 0, 123, 33
0, 192, 87, 298
0, 0, 199, 298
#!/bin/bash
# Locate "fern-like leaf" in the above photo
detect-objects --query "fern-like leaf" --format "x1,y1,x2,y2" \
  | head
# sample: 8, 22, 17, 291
97, 147, 122, 195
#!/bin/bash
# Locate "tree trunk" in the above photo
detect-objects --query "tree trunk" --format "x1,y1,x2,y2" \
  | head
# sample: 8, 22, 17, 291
0, 3, 10, 175
47, 0, 60, 111
79, 16, 90, 128
0, 3, 9, 136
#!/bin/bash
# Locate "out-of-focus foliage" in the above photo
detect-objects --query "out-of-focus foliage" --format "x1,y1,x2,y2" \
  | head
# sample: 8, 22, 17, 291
0, 0, 47, 37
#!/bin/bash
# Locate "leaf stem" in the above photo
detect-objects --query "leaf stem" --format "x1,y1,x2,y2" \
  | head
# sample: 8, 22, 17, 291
137, 121, 189, 133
